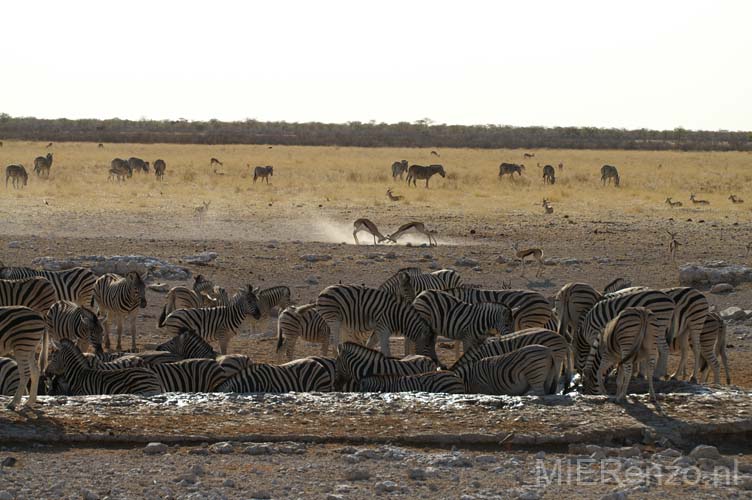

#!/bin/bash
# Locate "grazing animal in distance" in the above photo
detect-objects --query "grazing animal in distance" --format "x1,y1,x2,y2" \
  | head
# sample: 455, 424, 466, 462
558, 162, 564, 171
430, 150, 440, 157
391, 160, 408, 180
523, 152, 535, 159
33, 153, 53, 178
665, 197, 682, 207
388, 221, 438, 247
406, 164, 446, 188
128, 157, 149, 173
194, 201, 211, 221
153, 159, 166, 181
513, 242, 544, 277
253, 165, 273, 184
600, 165, 620, 186
0, 141, 3, 147
5, 165, 28, 189
542, 164, 556, 184
498, 163, 525, 179
386, 188, 403, 201
667, 231, 681, 263
352, 218, 394, 245
729, 194, 744, 204
46, 142, 53, 148
109, 158, 132, 181
210, 157, 223, 167
689, 193, 710, 205
542, 199, 554, 214
98, 143, 104, 148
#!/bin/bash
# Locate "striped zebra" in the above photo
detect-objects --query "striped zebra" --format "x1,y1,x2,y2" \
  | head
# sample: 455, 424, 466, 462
216, 354, 253, 381
193, 274, 216, 302
695, 312, 731, 385
406, 164, 445, 188
452, 345, 558, 396
82, 352, 147, 370
45, 301, 103, 358
0, 276, 57, 315
161, 286, 260, 354
451, 327, 572, 392
334, 342, 437, 390
498, 163, 525, 178
0, 306, 47, 408
253, 165, 273, 184
574, 289, 674, 377
0, 266, 97, 306
93, 271, 147, 352
128, 157, 150, 173
109, 158, 132, 181
218, 357, 335, 393
359, 371, 465, 394
156, 328, 217, 359
662, 287, 708, 383
391, 160, 408, 180
158, 286, 204, 326
249, 285, 292, 335
413, 290, 513, 355
153, 159, 166, 181
603, 278, 632, 294
445, 287, 552, 331
5, 165, 28, 188
379, 268, 462, 303
542, 164, 556, 184
33, 153, 53, 178
0, 357, 20, 397
600, 165, 620, 186
378, 267, 422, 298
582, 307, 660, 402
316, 285, 437, 360
276, 304, 331, 361
45, 339, 161, 396
553, 283, 602, 341
150, 359, 226, 392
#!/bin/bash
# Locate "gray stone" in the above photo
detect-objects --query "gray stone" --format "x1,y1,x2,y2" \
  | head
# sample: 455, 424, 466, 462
428, 261, 440, 270
143, 442, 168, 455
455, 257, 479, 267
181, 251, 218, 265
301, 254, 332, 262
354, 449, 381, 460
534, 451, 546, 460
189, 464, 205, 476
721, 307, 747, 321
81, 490, 100, 500
343, 455, 361, 464
600, 491, 628, 500
408, 468, 426, 480
250, 491, 272, 499
617, 446, 641, 458
147, 283, 170, 293
654, 448, 682, 459
475, 455, 497, 464
375, 481, 399, 494
0, 492, 12, 500
710, 283, 734, 294
679, 262, 752, 286
244, 445, 272, 455
188, 448, 209, 456
209, 442, 234, 454
518, 492, 540, 500
688, 444, 721, 460
7, 241, 20, 249
672, 456, 695, 467
326, 495, 345, 500
223, 479, 235, 488
345, 468, 371, 481
31, 255, 191, 281
306, 276, 319, 285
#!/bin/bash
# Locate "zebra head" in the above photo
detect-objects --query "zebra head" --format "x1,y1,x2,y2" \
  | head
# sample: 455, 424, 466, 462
80, 306, 104, 352
436, 165, 446, 177
241, 285, 261, 320
126, 271, 147, 308
492, 303, 514, 336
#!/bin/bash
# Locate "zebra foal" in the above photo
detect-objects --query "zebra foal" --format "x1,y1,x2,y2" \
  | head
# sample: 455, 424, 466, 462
391, 160, 408, 180
5, 165, 28, 189
93, 271, 147, 352
156, 328, 218, 359
0, 306, 47, 408
276, 304, 331, 361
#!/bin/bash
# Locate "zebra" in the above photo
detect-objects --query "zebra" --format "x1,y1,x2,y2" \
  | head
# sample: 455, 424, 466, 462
93, 271, 147, 352
276, 304, 331, 361
391, 160, 408, 180
662, 287, 708, 383
156, 328, 217, 359
249, 285, 292, 335
5, 165, 28, 189
582, 307, 660, 402
695, 312, 731, 385
334, 342, 437, 390
253, 165, 273, 184
150, 359, 226, 393
574, 289, 674, 377
45, 339, 161, 396
553, 282, 602, 341
218, 357, 335, 393
359, 371, 465, 394
498, 163, 525, 179
353, 218, 394, 245
452, 345, 559, 396
378, 267, 422, 299
380, 268, 462, 303
412, 289, 513, 356
406, 164, 445, 188
603, 278, 632, 295
45, 301, 104, 359
192, 274, 217, 303
108, 160, 132, 181
0, 306, 47, 408
0, 266, 96, 307
33, 153, 53, 178
0, 357, 20, 397
128, 157, 150, 173
451, 327, 572, 391
158, 286, 204, 326
387, 221, 438, 247
0, 277, 57, 315
216, 354, 253, 380
153, 159, 166, 181
445, 287, 553, 332
600, 165, 620, 186
161, 286, 261, 354
542, 164, 556, 184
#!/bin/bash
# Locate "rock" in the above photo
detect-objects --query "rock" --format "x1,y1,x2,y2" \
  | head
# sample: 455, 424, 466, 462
188, 448, 209, 456
81, 491, 100, 500
306, 276, 319, 285
147, 283, 170, 293
244, 444, 272, 455
181, 251, 218, 265
375, 480, 399, 493
428, 261, 440, 270
7, 241, 20, 248
559, 258, 581, 266
343, 455, 361, 464
688, 444, 721, 461
408, 468, 426, 480
518, 492, 540, 500
209, 442, 234, 454
600, 491, 628, 500
654, 448, 682, 459
679, 262, 752, 286
475, 455, 497, 464
250, 491, 272, 499
175, 473, 197, 484
721, 307, 747, 321
617, 446, 641, 458
345, 468, 371, 481
534, 451, 546, 460
0, 457, 16, 467
143, 442, 168, 455
222, 479, 235, 488
496, 256, 509, 264
672, 456, 695, 467
0, 492, 12, 500
710, 283, 734, 294
301, 254, 332, 262
455, 257, 479, 267
326, 495, 345, 500
31, 255, 191, 281
354, 449, 381, 460
189, 464, 205, 476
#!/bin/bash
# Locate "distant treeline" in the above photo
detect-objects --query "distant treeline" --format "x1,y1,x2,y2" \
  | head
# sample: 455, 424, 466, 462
1, 114, 750, 151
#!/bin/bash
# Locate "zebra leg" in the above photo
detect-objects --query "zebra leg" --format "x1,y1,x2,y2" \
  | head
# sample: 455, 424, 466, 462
115, 315, 124, 352
616, 362, 633, 402
353, 230, 360, 245
671, 334, 690, 380
330, 320, 342, 349
9, 355, 30, 409
703, 348, 721, 386
27, 354, 40, 406
654, 334, 669, 379
689, 328, 703, 384
103, 316, 111, 351
719, 341, 731, 385
404, 338, 415, 356
376, 323, 391, 357
320, 336, 329, 358
130, 313, 137, 353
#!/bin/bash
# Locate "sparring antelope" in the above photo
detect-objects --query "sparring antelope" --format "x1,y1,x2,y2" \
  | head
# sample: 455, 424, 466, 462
513, 243, 544, 277
352, 218, 394, 245
690, 193, 710, 205
665, 197, 682, 208
386, 188, 403, 201
388, 221, 438, 247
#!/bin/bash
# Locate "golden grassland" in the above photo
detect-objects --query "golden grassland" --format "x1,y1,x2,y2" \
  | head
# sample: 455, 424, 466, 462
1, 141, 751, 219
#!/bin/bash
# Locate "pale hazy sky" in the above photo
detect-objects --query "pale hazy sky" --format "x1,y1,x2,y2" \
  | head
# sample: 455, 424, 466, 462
2, 1, 750, 130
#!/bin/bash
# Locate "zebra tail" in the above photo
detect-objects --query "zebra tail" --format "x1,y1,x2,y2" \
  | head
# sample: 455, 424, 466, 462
158, 305, 167, 328
622, 312, 649, 367
39, 325, 50, 374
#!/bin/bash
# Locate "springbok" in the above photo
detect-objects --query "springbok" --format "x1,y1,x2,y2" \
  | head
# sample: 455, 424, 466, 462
729, 194, 744, 204
513, 243, 544, 277
210, 157, 223, 167
542, 199, 554, 214
388, 221, 438, 247
386, 188, 403, 201
353, 218, 394, 245
194, 201, 210, 221
558, 162, 563, 171
523, 152, 535, 159
690, 193, 710, 205
667, 231, 681, 263
665, 198, 683, 208
430, 150, 440, 157
46, 142, 53, 148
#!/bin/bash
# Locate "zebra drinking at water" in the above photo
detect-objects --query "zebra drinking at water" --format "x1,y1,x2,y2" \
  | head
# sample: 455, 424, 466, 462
93, 271, 147, 352
218, 357, 336, 393
553, 282, 602, 341
5, 165, 28, 189
406, 164, 445, 188
253, 165, 273, 184
0, 266, 96, 306
45, 301, 104, 356
391, 160, 408, 180
156, 328, 218, 359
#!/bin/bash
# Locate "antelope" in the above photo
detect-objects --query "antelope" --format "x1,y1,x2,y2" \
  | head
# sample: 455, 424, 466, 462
210, 157, 223, 167
430, 150, 440, 157
46, 142, 53, 148
388, 221, 438, 247
513, 243, 544, 277
558, 162, 563, 171
523, 152, 535, 159
386, 188, 403, 201
689, 193, 709, 205
352, 218, 394, 245
729, 194, 744, 204
194, 201, 210, 221
542, 199, 554, 214
667, 231, 681, 263
98, 143, 104, 148
665, 197, 683, 208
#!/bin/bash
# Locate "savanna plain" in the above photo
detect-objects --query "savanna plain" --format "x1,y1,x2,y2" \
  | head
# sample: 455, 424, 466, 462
2, 142, 752, 499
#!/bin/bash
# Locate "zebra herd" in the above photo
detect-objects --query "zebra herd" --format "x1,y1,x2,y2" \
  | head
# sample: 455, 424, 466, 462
108, 157, 166, 182
0, 261, 732, 409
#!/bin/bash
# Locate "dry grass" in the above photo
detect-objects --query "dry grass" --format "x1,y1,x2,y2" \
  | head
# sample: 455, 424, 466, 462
1, 141, 751, 220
